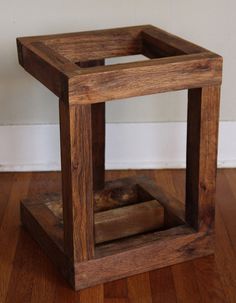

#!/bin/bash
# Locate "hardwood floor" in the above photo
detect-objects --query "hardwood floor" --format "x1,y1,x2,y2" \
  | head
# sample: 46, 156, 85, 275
0, 169, 235, 303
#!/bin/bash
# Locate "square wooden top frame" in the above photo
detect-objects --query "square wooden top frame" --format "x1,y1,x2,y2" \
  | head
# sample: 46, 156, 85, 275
17, 24, 222, 105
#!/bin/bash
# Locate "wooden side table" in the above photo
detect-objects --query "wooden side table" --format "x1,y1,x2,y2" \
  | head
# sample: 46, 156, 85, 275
17, 25, 222, 290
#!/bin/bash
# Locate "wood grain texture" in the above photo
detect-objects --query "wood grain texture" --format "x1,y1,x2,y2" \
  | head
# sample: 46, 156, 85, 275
142, 26, 207, 56
1, 169, 235, 302
78, 59, 105, 191
186, 85, 221, 231
68, 53, 222, 104
44, 198, 165, 244
127, 272, 152, 303
43, 26, 145, 62
137, 175, 185, 224
94, 200, 164, 243
17, 41, 77, 98
17, 25, 222, 104
172, 261, 202, 303
0, 173, 31, 303
59, 101, 94, 263
74, 227, 213, 289
20, 194, 213, 290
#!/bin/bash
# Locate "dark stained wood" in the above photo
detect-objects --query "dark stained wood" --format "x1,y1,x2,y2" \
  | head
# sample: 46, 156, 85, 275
1, 169, 235, 301
20, 194, 213, 290
17, 41, 77, 98
94, 200, 164, 243
74, 227, 213, 289
77, 59, 106, 191
17, 25, 147, 45
142, 26, 207, 56
94, 183, 139, 212
137, 175, 185, 224
17, 25, 222, 104
186, 85, 221, 231
43, 198, 165, 244
95, 225, 209, 258
142, 29, 186, 59
91, 102, 105, 191
59, 100, 94, 263
43, 26, 145, 62
19, 169, 216, 290
68, 53, 222, 104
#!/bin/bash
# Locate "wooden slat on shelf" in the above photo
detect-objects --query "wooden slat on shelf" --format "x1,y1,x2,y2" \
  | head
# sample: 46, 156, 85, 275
45, 199, 164, 244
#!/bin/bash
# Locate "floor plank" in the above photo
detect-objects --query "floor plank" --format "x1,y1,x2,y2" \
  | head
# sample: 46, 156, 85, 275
127, 272, 152, 303
193, 256, 227, 303
171, 261, 202, 303
150, 267, 177, 303
0, 173, 31, 303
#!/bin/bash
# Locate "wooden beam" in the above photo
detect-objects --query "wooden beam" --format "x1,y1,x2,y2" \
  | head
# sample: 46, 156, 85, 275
75, 226, 213, 290
68, 53, 222, 104
186, 85, 221, 231
44, 25, 145, 62
142, 26, 207, 55
78, 59, 106, 191
59, 100, 94, 262
16, 41, 78, 98
45, 199, 164, 244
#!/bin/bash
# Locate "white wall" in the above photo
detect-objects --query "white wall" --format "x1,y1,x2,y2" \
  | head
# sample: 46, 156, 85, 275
0, 122, 236, 171
0, 0, 235, 125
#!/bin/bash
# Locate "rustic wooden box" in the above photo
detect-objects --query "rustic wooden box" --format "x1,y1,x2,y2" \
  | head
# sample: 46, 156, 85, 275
17, 25, 222, 290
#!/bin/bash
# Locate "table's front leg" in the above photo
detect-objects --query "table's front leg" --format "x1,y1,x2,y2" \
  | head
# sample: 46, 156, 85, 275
59, 100, 95, 263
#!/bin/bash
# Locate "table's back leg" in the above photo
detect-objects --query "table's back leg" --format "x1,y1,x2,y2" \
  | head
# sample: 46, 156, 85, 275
79, 59, 105, 191
186, 85, 221, 232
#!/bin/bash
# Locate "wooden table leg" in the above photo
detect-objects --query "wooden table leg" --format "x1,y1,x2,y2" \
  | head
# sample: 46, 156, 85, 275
186, 85, 221, 231
59, 101, 94, 263
59, 59, 105, 263
79, 59, 105, 191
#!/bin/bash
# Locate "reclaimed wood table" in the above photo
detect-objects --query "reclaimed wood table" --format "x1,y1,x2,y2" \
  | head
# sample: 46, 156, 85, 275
17, 25, 222, 290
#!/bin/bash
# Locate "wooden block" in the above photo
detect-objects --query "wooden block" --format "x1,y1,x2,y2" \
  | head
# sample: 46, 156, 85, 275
46, 199, 164, 244
94, 184, 139, 212
95, 200, 164, 243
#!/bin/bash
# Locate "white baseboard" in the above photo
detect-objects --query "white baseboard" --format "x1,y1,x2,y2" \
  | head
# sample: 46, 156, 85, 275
0, 122, 235, 171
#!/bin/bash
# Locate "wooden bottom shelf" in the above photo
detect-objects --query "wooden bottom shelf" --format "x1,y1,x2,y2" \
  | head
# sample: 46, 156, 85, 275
20, 176, 214, 290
